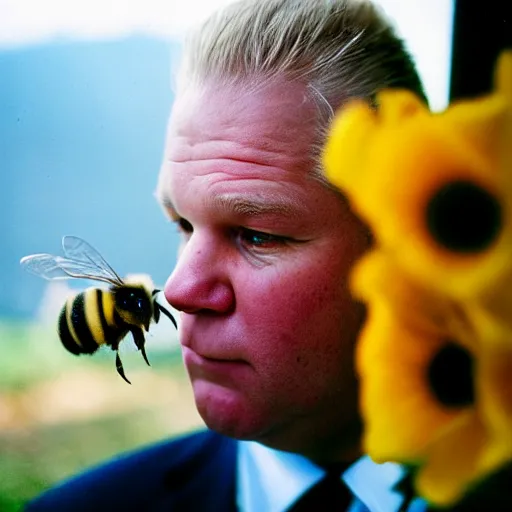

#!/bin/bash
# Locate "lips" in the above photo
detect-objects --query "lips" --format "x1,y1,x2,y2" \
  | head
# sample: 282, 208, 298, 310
179, 322, 248, 364
181, 347, 252, 384
198, 353, 246, 363
182, 345, 248, 365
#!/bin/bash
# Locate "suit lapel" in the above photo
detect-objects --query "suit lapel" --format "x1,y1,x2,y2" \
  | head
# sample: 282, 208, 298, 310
154, 430, 238, 511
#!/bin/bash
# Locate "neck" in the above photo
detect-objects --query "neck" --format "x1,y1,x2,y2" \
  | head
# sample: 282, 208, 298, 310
255, 414, 363, 465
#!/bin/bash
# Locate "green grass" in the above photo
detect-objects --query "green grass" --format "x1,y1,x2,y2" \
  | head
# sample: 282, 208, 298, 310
0, 408, 198, 510
0, 319, 182, 388
0, 319, 202, 510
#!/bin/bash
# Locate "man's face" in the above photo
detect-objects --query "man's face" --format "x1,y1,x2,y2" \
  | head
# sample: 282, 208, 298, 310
157, 79, 369, 459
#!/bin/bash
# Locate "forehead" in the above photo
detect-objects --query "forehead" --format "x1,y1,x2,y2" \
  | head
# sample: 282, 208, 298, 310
156, 78, 332, 219
166, 78, 319, 161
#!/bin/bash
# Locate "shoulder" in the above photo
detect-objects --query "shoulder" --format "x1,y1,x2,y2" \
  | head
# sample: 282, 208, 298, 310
25, 429, 238, 512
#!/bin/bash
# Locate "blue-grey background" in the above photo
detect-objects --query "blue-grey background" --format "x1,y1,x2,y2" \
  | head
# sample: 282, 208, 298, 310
1, 37, 179, 319
0, 37, 202, 512
1, 0, 453, 321
0, 6, 455, 508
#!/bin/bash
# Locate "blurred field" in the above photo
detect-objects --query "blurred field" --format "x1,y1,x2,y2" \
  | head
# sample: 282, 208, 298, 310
0, 319, 204, 511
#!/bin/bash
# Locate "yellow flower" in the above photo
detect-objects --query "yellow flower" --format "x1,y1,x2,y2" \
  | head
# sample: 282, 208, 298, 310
323, 51, 512, 306
352, 252, 512, 507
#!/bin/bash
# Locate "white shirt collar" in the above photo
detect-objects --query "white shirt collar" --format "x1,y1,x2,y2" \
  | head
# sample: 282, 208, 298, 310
237, 440, 414, 512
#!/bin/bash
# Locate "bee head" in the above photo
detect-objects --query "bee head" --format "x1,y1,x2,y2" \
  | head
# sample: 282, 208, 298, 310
114, 285, 153, 330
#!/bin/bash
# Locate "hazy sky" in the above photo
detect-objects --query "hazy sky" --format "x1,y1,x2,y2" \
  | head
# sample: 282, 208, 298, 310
1, 0, 454, 318
0, 0, 453, 110
0, 0, 236, 45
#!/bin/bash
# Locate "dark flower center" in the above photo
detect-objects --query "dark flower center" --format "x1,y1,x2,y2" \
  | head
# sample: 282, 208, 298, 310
428, 342, 475, 407
426, 180, 502, 253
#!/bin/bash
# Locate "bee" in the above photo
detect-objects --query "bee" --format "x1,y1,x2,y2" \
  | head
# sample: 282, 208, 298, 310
20, 235, 177, 384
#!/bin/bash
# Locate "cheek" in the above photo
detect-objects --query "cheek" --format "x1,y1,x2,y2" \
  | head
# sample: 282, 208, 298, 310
239, 262, 358, 367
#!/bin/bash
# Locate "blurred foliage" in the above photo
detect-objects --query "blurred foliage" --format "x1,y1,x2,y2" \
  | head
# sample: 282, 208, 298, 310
0, 319, 203, 511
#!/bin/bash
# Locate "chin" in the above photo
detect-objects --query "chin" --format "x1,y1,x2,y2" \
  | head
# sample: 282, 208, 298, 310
192, 379, 270, 440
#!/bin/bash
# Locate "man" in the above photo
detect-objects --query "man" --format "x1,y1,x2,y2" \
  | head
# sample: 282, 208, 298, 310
25, 0, 428, 510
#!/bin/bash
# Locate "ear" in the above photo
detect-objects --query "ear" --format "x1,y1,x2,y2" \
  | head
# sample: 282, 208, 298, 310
323, 99, 378, 193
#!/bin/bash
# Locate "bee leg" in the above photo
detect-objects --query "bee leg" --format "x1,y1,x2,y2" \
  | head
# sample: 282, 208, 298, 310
130, 327, 150, 367
152, 289, 162, 323
153, 304, 161, 324
115, 352, 131, 385
157, 303, 178, 330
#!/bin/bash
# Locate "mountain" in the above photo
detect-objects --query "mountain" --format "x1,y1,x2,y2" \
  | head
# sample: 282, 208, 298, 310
0, 36, 179, 318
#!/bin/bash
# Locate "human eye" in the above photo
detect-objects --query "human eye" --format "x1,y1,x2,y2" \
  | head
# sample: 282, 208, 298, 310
173, 217, 193, 238
237, 227, 289, 251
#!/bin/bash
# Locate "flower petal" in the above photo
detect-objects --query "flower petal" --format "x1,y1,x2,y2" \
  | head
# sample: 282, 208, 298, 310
323, 50, 512, 302
415, 414, 488, 507
480, 337, 512, 439
358, 302, 461, 462
353, 253, 479, 464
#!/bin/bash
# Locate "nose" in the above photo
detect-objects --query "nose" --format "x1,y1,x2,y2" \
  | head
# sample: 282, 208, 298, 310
164, 235, 235, 314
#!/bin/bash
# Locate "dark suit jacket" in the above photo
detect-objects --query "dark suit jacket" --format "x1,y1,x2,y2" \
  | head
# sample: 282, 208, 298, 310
25, 429, 238, 511
24, 427, 512, 512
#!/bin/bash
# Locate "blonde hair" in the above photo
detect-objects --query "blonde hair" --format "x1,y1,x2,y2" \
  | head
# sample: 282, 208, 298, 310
175, 0, 427, 179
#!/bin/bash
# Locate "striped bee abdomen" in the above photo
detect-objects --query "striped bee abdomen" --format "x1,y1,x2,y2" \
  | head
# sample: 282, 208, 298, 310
21, 236, 179, 383
86, 288, 126, 347
58, 288, 126, 356
58, 301, 83, 355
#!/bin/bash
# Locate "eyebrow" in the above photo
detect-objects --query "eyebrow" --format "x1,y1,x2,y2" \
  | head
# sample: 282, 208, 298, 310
157, 192, 302, 219
212, 193, 300, 217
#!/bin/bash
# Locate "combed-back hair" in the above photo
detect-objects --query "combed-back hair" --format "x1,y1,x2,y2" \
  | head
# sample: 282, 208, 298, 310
175, 0, 428, 180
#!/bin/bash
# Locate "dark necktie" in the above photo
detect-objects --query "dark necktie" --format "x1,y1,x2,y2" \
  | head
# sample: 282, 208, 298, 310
287, 470, 354, 512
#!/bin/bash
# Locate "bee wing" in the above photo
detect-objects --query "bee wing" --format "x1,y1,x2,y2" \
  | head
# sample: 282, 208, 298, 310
20, 253, 122, 285
20, 253, 74, 280
61, 236, 124, 285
